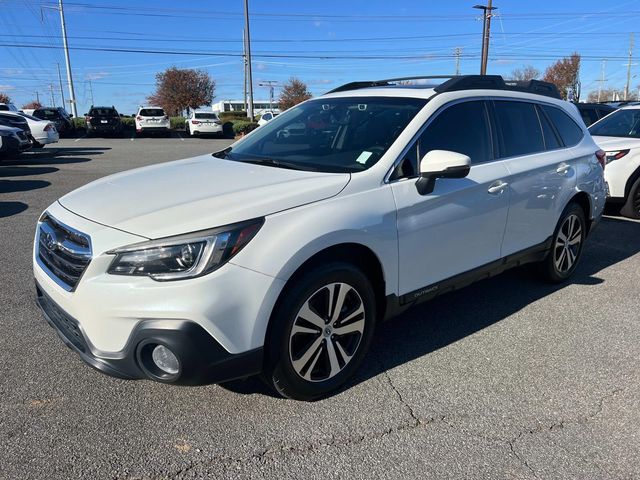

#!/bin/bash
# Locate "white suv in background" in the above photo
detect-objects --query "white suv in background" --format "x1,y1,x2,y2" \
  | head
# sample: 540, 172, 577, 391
185, 111, 223, 137
33, 75, 605, 401
135, 106, 170, 136
258, 111, 279, 127
588, 106, 640, 218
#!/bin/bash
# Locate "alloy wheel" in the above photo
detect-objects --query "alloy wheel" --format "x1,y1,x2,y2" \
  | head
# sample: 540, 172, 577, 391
554, 213, 582, 273
289, 282, 366, 382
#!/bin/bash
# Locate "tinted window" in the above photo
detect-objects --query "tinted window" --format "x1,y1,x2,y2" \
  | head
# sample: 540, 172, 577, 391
418, 101, 492, 165
578, 107, 599, 127
588, 109, 640, 138
596, 107, 614, 119
225, 97, 427, 173
494, 101, 544, 157
89, 108, 118, 116
194, 113, 218, 120
0, 105, 9, 111
537, 106, 562, 149
542, 105, 584, 146
139, 108, 165, 117
34, 109, 61, 119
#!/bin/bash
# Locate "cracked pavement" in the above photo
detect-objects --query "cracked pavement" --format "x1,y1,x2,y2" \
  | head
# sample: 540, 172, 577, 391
1, 138, 639, 479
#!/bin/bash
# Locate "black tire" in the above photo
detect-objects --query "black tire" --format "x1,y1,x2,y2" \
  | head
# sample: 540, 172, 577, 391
31, 142, 44, 149
534, 202, 586, 283
620, 176, 640, 219
262, 262, 377, 401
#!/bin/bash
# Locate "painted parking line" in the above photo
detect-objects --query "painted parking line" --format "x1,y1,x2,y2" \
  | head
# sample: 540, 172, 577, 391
130, 136, 135, 141
74, 136, 86, 143
177, 133, 184, 141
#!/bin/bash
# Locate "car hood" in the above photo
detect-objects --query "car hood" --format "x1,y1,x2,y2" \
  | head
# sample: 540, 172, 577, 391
58, 154, 351, 239
591, 135, 640, 151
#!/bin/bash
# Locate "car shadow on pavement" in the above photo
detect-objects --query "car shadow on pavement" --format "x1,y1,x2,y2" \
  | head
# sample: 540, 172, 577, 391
0, 166, 59, 177
0, 179, 51, 194
0, 201, 28, 218
221, 216, 640, 400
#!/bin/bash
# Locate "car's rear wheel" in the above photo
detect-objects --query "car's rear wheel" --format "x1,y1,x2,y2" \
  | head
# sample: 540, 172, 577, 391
620, 176, 640, 219
263, 262, 376, 401
534, 202, 586, 283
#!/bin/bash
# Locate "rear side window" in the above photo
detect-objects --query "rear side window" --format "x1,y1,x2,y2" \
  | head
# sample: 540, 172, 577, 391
493, 101, 544, 157
140, 108, 165, 117
536, 106, 562, 149
542, 105, 584, 146
419, 101, 492, 165
579, 108, 599, 127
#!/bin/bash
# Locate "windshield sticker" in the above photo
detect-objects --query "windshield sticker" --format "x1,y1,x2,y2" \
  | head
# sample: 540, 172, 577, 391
355, 151, 373, 165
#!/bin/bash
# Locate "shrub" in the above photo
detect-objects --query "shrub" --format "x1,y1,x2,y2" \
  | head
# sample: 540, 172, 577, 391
219, 111, 249, 120
170, 116, 185, 130
72, 117, 86, 130
121, 117, 135, 130
231, 120, 259, 135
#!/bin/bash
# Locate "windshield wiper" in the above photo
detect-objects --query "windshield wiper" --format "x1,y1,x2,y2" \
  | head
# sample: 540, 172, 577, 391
238, 158, 313, 171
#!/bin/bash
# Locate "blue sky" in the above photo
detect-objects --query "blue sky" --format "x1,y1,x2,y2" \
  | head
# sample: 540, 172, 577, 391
2, 0, 640, 114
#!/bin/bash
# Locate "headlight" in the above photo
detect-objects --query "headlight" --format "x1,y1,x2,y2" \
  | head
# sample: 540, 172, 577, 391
605, 149, 629, 164
107, 218, 263, 281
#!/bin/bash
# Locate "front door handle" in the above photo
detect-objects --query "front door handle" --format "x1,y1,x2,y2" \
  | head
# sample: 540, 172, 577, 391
557, 163, 571, 175
488, 180, 509, 195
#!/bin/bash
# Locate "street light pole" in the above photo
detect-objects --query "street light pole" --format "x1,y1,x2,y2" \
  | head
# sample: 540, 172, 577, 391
243, 0, 255, 121
473, 1, 497, 75
58, 0, 77, 116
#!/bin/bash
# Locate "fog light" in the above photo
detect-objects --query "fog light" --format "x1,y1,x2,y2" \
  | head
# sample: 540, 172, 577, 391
151, 345, 179, 375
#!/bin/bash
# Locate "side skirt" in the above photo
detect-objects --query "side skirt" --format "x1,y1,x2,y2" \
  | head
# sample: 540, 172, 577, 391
383, 237, 552, 321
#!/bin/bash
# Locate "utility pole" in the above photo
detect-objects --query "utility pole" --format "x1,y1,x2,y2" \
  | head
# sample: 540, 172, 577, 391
454, 47, 462, 75
56, 62, 66, 109
243, 29, 247, 112
243, 0, 255, 121
58, 0, 77, 116
258, 81, 278, 111
35, 91, 40, 104
88, 79, 94, 105
597, 60, 607, 102
49, 84, 56, 107
624, 33, 635, 100
473, 1, 497, 75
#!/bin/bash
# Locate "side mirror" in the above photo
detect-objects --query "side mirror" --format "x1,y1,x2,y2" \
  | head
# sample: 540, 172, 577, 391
415, 150, 471, 195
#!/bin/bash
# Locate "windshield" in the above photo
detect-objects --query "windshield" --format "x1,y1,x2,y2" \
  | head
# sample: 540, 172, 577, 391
140, 108, 165, 117
589, 109, 640, 138
195, 113, 218, 120
224, 97, 427, 173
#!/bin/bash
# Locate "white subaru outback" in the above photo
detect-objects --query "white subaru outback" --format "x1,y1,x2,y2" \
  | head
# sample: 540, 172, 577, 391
34, 75, 606, 400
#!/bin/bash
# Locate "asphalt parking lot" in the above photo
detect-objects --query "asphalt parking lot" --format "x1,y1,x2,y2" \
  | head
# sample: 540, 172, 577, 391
1, 136, 639, 479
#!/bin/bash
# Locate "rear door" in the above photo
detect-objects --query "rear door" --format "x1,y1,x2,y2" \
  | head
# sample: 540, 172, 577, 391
497, 100, 579, 255
391, 100, 511, 295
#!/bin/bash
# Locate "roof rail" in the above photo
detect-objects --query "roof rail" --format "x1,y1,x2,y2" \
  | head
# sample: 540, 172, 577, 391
327, 75, 561, 99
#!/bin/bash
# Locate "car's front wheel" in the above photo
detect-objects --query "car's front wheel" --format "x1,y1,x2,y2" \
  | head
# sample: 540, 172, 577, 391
263, 262, 376, 401
535, 202, 586, 283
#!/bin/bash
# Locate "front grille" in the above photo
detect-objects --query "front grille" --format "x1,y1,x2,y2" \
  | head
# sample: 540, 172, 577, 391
37, 214, 92, 291
37, 286, 88, 353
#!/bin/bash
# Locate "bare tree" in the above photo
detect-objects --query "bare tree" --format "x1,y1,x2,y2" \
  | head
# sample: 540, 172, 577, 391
542, 53, 581, 101
22, 100, 43, 110
0, 92, 11, 104
510, 65, 540, 81
278, 77, 312, 110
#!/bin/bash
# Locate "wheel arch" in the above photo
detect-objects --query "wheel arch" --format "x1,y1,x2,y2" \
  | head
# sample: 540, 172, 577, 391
569, 190, 593, 232
624, 164, 640, 199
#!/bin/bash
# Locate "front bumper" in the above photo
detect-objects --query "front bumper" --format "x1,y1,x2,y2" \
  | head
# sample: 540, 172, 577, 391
36, 283, 263, 384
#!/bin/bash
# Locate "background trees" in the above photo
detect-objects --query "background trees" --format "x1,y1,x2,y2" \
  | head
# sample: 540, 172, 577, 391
147, 67, 215, 116
0, 92, 11, 104
510, 65, 540, 81
542, 53, 581, 101
22, 100, 43, 110
278, 77, 312, 110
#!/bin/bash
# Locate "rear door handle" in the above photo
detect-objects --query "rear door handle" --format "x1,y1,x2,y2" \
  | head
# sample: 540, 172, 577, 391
557, 163, 571, 175
487, 180, 509, 195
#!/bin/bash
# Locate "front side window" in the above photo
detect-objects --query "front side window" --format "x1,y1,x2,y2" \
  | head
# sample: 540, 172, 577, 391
494, 101, 545, 157
588, 109, 640, 138
223, 97, 427, 173
419, 100, 492, 165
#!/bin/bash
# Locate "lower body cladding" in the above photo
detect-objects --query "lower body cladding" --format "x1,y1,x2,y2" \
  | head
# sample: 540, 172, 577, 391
36, 285, 263, 385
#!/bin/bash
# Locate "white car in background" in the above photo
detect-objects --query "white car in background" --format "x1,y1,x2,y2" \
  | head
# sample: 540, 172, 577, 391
589, 106, 640, 218
4, 111, 59, 148
185, 111, 223, 137
135, 106, 170, 136
258, 111, 279, 127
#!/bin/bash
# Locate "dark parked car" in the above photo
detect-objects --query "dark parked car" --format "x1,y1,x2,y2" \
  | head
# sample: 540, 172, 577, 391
575, 103, 616, 126
32, 107, 75, 137
0, 112, 32, 141
85, 106, 123, 136
0, 125, 31, 159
